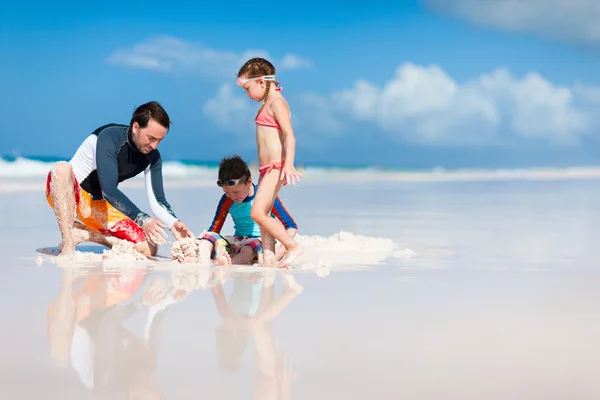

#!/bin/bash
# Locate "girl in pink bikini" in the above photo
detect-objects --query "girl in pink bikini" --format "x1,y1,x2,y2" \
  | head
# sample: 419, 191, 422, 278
236, 57, 304, 268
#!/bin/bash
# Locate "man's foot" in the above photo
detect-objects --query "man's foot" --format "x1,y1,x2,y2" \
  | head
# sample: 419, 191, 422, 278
57, 225, 91, 256
71, 226, 90, 246
57, 241, 76, 257
277, 243, 304, 269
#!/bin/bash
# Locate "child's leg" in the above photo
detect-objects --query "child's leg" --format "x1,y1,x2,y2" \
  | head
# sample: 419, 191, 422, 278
197, 240, 214, 265
231, 246, 255, 265
251, 169, 303, 268
198, 232, 231, 265
260, 226, 277, 267
231, 238, 263, 265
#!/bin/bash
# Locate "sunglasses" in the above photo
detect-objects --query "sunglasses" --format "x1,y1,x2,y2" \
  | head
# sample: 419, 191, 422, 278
217, 177, 245, 187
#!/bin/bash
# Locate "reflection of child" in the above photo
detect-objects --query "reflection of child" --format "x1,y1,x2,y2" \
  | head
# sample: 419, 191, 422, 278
197, 155, 298, 266
212, 272, 264, 371
211, 269, 303, 384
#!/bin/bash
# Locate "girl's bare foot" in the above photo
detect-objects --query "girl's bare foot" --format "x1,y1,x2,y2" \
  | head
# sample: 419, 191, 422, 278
277, 243, 304, 269
263, 249, 277, 267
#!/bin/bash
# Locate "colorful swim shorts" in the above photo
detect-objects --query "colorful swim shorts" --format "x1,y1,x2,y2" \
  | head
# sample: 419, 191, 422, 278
200, 231, 263, 261
45, 171, 146, 244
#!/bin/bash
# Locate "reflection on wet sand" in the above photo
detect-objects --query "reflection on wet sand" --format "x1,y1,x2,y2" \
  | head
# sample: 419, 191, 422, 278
46, 267, 191, 399
46, 266, 305, 399
212, 270, 303, 400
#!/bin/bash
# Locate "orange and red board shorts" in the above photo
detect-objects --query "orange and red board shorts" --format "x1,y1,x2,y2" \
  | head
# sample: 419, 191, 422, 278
45, 171, 146, 244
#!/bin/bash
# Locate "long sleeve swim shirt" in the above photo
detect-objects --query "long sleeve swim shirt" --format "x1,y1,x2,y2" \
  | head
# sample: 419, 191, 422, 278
207, 184, 297, 237
68, 124, 178, 228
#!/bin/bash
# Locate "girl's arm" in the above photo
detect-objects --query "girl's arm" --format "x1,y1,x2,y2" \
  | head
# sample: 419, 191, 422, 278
271, 99, 296, 168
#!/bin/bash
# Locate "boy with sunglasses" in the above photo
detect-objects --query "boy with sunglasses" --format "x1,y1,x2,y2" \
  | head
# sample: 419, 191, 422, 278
197, 155, 298, 265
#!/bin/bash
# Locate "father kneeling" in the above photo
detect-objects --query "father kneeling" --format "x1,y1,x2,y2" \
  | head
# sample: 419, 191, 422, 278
46, 101, 193, 257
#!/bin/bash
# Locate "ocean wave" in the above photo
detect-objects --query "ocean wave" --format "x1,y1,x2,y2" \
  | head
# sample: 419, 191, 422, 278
0, 156, 219, 179
3, 156, 600, 188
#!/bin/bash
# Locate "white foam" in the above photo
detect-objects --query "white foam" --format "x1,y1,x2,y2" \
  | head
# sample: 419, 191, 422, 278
292, 231, 413, 271
5, 157, 600, 194
39, 231, 412, 277
0, 157, 57, 178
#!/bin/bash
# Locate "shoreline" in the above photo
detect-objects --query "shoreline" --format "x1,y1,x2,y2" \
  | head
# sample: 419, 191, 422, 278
4, 166, 600, 193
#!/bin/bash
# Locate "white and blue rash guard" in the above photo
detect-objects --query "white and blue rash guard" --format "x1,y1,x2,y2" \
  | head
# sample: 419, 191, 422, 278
68, 124, 178, 228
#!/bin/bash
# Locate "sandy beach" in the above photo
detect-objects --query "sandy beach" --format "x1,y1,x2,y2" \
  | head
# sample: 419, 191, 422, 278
1, 175, 600, 399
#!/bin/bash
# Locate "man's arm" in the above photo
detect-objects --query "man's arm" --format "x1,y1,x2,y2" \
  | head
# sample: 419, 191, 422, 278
96, 131, 149, 226
144, 153, 178, 229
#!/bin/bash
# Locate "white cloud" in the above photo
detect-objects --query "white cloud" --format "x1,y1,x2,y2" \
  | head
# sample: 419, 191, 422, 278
201, 84, 255, 133
426, 0, 600, 45
280, 54, 314, 70
334, 63, 500, 144
333, 63, 596, 145
203, 62, 600, 146
107, 36, 313, 76
201, 85, 344, 145
293, 93, 344, 136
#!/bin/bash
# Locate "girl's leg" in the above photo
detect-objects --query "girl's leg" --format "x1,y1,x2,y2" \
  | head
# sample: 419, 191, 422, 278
251, 169, 303, 268
260, 226, 277, 267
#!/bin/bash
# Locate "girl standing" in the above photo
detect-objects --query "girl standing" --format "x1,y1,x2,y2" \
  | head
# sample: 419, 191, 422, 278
236, 58, 303, 268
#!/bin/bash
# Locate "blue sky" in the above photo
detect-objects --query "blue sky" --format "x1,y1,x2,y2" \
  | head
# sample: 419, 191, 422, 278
1, 0, 600, 168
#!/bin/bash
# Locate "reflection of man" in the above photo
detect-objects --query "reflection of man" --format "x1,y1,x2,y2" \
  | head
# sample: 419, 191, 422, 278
211, 270, 302, 399
46, 269, 145, 368
89, 278, 170, 399
46, 269, 186, 399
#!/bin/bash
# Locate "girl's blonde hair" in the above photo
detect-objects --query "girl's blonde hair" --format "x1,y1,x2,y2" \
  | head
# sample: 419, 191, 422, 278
238, 58, 277, 118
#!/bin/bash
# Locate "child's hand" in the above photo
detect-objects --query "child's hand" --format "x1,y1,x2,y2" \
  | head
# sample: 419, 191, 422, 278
280, 164, 304, 186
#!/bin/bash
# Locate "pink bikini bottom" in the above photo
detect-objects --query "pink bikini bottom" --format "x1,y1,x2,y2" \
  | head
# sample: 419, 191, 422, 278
258, 161, 286, 185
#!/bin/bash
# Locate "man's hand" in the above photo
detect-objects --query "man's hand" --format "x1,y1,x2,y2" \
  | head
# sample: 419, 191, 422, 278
170, 221, 194, 240
143, 218, 169, 245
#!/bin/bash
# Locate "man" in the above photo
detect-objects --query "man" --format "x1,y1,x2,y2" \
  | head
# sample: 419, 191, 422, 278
46, 101, 193, 257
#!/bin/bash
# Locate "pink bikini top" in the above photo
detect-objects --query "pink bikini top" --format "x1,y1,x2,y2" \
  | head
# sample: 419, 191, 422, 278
256, 108, 281, 129
255, 88, 285, 129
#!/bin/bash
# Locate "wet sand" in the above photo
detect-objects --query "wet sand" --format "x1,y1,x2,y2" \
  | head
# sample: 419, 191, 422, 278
1, 178, 600, 399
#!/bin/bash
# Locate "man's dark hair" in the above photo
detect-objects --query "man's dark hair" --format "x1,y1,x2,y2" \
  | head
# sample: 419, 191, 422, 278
218, 155, 251, 184
130, 101, 170, 130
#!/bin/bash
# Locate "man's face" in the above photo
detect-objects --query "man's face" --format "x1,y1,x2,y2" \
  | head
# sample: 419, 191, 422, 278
131, 119, 167, 154
223, 180, 252, 203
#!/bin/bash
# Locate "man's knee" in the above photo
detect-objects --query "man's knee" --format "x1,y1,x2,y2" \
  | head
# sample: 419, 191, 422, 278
51, 161, 73, 179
